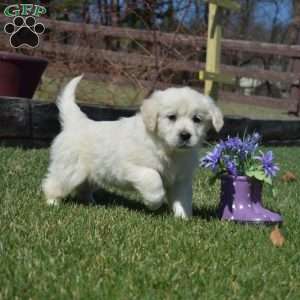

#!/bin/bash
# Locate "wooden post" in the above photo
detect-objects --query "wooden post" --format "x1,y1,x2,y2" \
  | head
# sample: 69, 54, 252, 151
204, 2, 221, 99
289, 59, 300, 116
288, 0, 300, 116
199, 0, 240, 101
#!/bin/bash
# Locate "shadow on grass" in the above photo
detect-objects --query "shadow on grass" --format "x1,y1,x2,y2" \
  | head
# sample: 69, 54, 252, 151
67, 188, 219, 221
193, 206, 218, 221
94, 188, 168, 217
66, 188, 168, 217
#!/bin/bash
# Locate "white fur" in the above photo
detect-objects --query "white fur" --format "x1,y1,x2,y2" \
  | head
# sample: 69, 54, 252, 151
42, 76, 224, 218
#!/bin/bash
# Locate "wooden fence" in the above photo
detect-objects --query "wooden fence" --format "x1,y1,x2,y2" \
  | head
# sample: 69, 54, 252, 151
0, 15, 299, 113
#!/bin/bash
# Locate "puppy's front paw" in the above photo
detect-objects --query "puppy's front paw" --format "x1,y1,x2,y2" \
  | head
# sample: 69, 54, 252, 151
172, 202, 192, 219
174, 211, 189, 219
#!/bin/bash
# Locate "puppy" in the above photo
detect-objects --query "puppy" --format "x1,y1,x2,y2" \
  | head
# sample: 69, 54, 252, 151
42, 76, 223, 218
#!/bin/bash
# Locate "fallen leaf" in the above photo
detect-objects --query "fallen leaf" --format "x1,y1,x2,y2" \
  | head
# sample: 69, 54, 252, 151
270, 225, 285, 247
281, 171, 297, 182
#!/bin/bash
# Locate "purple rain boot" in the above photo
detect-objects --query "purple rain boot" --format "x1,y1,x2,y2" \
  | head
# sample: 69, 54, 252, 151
218, 175, 282, 224
251, 181, 282, 223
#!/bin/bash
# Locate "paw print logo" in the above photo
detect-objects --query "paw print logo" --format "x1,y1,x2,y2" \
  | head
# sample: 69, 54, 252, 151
4, 16, 45, 48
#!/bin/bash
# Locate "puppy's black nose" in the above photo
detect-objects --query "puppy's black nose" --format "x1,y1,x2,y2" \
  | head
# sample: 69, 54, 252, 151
180, 131, 191, 141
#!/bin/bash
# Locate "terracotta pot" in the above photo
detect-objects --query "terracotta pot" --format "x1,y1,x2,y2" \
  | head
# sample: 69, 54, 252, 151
0, 51, 48, 98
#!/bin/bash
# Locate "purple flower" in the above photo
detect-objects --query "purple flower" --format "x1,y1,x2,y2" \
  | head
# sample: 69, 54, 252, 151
251, 132, 261, 144
242, 132, 260, 155
256, 151, 279, 177
201, 134, 279, 184
224, 157, 238, 176
200, 146, 222, 172
222, 135, 258, 158
224, 137, 242, 152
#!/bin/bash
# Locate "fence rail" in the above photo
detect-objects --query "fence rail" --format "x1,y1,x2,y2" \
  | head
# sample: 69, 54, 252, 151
0, 15, 299, 113
35, 17, 300, 58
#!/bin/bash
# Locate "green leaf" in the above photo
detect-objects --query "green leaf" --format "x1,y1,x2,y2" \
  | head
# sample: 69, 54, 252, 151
246, 169, 265, 181
254, 171, 266, 181
264, 176, 272, 185
245, 170, 254, 177
246, 169, 273, 185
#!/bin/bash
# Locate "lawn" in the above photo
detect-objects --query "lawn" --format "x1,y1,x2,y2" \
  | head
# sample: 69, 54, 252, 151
0, 146, 299, 299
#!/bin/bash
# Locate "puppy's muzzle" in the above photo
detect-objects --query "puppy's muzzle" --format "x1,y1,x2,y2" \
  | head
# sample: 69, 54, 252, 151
179, 130, 191, 142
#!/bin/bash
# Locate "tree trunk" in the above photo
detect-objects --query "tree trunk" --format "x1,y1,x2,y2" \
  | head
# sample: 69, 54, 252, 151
97, 0, 104, 24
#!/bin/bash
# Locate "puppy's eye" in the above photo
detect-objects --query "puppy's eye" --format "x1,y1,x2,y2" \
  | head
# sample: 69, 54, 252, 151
192, 116, 202, 124
168, 114, 177, 121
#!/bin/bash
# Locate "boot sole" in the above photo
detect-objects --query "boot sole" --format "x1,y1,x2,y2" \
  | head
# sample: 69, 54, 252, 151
221, 219, 283, 226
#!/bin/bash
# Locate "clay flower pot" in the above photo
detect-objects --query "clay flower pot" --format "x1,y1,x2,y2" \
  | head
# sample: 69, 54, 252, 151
218, 175, 282, 224
0, 51, 48, 98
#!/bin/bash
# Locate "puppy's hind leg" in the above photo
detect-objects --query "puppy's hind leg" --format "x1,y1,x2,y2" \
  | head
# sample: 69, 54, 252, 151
42, 161, 87, 206
126, 166, 165, 211
42, 177, 64, 206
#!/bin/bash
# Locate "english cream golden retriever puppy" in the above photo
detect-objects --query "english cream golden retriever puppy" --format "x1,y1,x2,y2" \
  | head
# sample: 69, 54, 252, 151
43, 76, 223, 218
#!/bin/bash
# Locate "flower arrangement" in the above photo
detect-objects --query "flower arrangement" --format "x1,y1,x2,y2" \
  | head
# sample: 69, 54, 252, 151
200, 133, 282, 224
200, 133, 279, 185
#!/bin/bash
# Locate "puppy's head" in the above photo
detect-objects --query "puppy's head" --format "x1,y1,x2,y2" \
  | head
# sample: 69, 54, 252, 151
141, 87, 223, 150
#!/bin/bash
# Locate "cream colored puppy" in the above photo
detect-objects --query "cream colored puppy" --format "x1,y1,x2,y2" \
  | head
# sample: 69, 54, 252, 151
43, 76, 223, 218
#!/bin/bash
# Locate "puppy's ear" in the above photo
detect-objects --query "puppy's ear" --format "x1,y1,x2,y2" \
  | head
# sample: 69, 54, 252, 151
141, 93, 159, 132
210, 103, 224, 132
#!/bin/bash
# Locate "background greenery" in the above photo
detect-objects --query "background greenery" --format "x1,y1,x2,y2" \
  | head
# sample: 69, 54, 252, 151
34, 75, 300, 120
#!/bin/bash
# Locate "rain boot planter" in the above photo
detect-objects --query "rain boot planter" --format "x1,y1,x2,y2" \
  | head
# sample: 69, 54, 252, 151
219, 175, 282, 224
200, 133, 283, 225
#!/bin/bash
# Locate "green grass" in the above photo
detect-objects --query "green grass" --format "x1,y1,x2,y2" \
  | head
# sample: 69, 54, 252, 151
1, 146, 300, 299
34, 74, 300, 120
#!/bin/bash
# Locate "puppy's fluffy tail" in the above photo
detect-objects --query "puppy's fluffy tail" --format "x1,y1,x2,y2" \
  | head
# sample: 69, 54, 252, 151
57, 75, 87, 128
